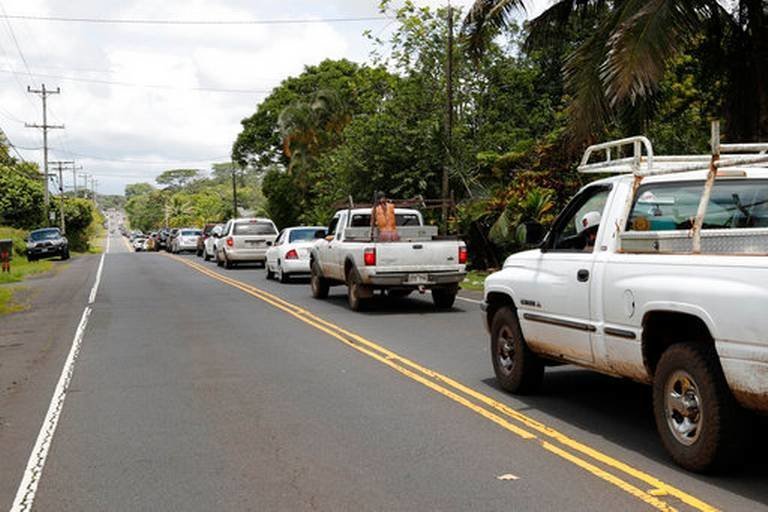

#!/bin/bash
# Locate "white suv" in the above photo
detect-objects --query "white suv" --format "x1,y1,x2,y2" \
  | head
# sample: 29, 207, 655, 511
216, 218, 278, 269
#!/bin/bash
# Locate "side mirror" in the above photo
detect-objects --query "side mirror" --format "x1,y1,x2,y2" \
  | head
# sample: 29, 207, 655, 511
516, 221, 545, 246
314, 229, 327, 239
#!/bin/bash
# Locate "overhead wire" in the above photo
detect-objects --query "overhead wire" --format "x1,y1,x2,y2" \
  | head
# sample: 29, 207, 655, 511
0, 14, 389, 26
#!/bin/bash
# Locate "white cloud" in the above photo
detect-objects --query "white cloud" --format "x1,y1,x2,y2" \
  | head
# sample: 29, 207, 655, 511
1, 0, 546, 194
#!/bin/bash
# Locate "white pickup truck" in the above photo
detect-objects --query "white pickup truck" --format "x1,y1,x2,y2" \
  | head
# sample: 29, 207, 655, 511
483, 126, 768, 472
309, 207, 467, 310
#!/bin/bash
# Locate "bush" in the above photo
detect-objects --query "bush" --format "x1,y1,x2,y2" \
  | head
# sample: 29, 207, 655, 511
0, 169, 44, 229
62, 198, 95, 252
0, 226, 29, 257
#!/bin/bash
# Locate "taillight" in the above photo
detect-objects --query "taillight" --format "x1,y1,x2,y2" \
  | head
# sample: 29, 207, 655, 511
226, 237, 234, 247
458, 246, 468, 264
285, 249, 298, 260
363, 247, 376, 266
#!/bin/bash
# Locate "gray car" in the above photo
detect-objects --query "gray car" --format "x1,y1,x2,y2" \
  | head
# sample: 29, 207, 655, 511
27, 228, 69, 261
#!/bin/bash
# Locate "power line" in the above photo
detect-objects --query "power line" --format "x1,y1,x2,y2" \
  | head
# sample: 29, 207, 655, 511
50, 147, 231, 164
0, 2, 32, 76
0, 68, 272, 94
0, 14, 389, 26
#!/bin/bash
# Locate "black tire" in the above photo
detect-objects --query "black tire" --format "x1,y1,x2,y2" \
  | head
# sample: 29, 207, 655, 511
61, 248, 70, 261
278, 263, 289, 284
27, 255, 36, 263
346, 270, 369, 312
216, 251, 224, 267
203, 250, 211, 262
652, 342, 745, 472
196, 249, 203, 257
266, 264, 274, 280
490, 306, 544, 394
224, 255, 234, 269
310, 261, 329, 299
432, 287, 457, 309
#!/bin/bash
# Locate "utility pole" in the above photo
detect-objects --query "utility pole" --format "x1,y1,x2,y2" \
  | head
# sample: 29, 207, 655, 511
70, 163, 83, 195
50, 160, 74, 234
26, 84, 63, 226
442, 4, 454, 234
231, 163, 239, 218
78, 172, 89, 198
91, 178, 98, 206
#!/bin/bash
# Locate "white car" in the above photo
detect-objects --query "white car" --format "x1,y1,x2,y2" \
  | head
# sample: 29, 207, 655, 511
266, 226, 325, 283
171, 228, 201, 253
132, 237, 148, 252
215, 217, 278, 269
203, 224, 224, 261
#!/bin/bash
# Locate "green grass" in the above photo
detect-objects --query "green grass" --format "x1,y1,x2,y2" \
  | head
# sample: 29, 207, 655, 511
0, 286, 25, 315
0, 258, 54, 284
462, 270, 491, 292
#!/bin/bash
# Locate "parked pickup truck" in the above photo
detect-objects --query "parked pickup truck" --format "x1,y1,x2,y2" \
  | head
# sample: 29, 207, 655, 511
310, 207, 467, 310
483, 127, 768, 472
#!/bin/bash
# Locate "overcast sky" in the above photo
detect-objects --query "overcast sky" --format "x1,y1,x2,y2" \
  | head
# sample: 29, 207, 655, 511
0, 0, 547, 195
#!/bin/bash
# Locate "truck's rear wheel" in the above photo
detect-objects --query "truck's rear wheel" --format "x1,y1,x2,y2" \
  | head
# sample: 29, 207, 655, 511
432, 286, 457, 309
347, 271, 369, 312
652, 342, 744, 472
490, 307, 543, 394
310, 262, 329, 299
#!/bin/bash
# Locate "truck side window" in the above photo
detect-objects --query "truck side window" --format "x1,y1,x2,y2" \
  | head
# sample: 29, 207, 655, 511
547, 186, 611, 252
627, 180, 768, 231
327, 216, 340, 237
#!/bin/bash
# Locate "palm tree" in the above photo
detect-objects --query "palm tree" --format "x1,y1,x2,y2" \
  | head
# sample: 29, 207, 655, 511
489, 187, 555, 244
462, 0, 768, 143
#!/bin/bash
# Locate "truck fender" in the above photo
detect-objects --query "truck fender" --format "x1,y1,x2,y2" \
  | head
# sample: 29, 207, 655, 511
639, 302, 718, 341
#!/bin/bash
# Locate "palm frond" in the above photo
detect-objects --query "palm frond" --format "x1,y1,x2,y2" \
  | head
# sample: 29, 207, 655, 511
461, 0, 526, 59
601, 0, 705, 107
524, 0, 610, 53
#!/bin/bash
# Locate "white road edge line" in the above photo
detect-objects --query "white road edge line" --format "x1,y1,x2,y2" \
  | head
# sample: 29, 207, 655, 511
10, 235, 109, 512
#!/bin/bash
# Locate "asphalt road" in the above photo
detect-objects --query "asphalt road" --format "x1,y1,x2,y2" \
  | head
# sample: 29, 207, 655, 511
4, 231, 767, 511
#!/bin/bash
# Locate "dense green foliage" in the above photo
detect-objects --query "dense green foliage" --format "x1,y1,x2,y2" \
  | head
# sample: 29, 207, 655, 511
124, 164, 266, 232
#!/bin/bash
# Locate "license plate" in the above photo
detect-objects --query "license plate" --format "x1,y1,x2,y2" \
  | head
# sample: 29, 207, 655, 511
405, 273, 428, 284
245, 240, 263, 245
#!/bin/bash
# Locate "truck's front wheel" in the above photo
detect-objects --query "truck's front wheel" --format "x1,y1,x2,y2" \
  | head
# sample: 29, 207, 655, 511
490, 307, 543, 394
652, 342, 744, 472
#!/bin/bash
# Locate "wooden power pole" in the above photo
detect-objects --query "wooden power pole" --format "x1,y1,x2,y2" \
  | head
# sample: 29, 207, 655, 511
50, 160, 74, 234
443, 4, 454, 234
26, 84, 63, 226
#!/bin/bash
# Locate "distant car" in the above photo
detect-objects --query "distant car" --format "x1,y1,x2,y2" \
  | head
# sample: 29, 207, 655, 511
171, 229, 202, 253
27, 228, 69, 261
156, 229, 170, 250
196, 223, 218, 257
133, 237, 148, 251
203, 224, 224, 261
165, 228, 180, 252
266, 226, 325, 283
215, 218, 278, 269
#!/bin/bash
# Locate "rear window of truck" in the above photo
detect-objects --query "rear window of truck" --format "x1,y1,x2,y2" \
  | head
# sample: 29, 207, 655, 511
628, 180, 768, 231
350, 214, 421, 227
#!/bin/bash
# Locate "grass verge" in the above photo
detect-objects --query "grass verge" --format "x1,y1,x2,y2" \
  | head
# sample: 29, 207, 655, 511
0, 286, 25, 315
462, 270, 490, 292
0, 258, 54, 284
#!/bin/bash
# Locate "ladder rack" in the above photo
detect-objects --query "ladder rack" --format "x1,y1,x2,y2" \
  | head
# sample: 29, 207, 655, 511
578, 122, 768, 254
578, 123, 768, 176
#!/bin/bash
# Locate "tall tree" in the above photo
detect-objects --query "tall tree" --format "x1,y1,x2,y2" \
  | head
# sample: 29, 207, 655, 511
462, 0, 768, 142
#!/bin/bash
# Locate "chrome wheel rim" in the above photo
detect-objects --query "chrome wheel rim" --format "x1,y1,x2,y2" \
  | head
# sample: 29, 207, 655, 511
664, 370, 703, 446
496, 326, 515, 376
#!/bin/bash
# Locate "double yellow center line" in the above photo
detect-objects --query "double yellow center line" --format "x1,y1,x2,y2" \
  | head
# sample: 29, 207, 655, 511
167, 254, 717, 512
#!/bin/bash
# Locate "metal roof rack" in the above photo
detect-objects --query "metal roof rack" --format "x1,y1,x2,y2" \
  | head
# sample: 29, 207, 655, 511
578, 122, 768, 253
578, 122, 768, 176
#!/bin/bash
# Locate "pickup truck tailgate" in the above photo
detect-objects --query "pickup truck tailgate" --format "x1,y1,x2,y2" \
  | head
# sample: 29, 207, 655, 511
375, 241, 461, 271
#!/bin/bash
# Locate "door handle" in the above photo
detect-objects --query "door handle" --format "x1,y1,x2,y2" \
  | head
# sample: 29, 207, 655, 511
577, 269, 590, 282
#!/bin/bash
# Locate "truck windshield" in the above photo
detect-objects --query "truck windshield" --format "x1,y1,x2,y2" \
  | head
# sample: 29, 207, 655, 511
30, 229, 60, 241
350, 214, 420, 227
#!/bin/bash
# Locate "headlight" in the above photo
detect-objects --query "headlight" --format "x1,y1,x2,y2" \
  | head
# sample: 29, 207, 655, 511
28, 242, 37, 248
